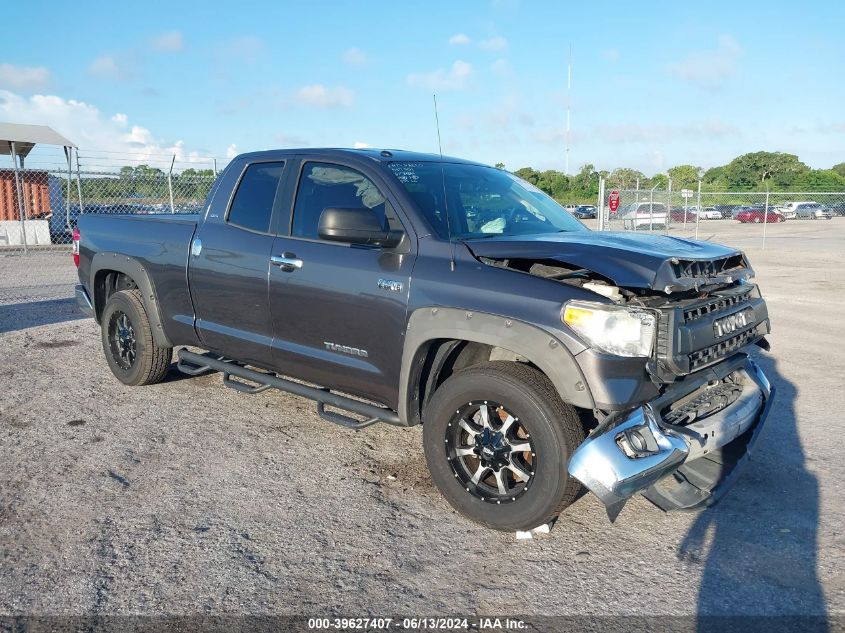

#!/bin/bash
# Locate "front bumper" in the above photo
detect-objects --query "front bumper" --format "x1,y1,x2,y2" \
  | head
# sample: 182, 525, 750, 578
75, 284, 94, 317
568, 355, 773, 519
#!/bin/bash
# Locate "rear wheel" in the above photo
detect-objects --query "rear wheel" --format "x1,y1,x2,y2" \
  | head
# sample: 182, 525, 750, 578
100, 289, 172, 386
423, 361, 585, 531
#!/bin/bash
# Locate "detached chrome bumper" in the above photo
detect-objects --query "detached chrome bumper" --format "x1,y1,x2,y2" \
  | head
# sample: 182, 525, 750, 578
75, 284, 94, 317
568, 356, 773, 520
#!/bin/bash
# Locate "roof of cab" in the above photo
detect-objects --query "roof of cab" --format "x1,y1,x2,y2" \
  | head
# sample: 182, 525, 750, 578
232, 147, 488, 167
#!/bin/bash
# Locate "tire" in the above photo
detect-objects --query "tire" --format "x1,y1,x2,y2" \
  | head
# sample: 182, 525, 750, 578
100, 289, 172, 386
422, 361, 585, 531
753, 217, 762, 223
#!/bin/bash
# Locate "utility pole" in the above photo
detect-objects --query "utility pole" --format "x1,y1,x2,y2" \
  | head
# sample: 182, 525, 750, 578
565, 43, 571, 176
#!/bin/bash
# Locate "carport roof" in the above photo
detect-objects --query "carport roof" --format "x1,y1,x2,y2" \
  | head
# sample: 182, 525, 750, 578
0, 122, 76, 158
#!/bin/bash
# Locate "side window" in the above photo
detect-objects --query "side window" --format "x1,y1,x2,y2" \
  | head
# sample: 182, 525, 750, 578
227, 161, 286, 233
292, 162, 402, 240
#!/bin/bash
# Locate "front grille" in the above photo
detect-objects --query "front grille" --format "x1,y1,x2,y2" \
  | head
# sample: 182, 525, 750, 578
672, 255, 745, 280
688, 328, 758, 370
683, 288, 752, 323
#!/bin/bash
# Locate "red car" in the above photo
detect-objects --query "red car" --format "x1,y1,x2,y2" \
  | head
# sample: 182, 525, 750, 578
735, 209, 785, 224
670, 209, 697, 222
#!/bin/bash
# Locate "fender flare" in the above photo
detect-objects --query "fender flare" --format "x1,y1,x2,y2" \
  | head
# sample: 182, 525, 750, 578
89, 252, 173, 348
398, 307, 594, 425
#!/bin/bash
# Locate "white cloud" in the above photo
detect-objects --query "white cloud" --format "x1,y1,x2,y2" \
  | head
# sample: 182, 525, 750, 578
0, 63, 50, 91
491, 58, 512, 77
353, 141, 370, 149
591, 119, 740, 144
407, 60, 473, 91
0, 89, 214, 166
479, 36, 508, 52
226, 144, 238, 159
294, 84, 354, 108
151, 30, 184, 52
222, 36, 263, 63
342, 47, 367, 66
667, 36, 741, 91
449, 33, 471, 46
88, 55, 129, 80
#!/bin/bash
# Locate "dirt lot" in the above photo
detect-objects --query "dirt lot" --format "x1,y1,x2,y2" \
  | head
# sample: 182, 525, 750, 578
1, 219, 843, 620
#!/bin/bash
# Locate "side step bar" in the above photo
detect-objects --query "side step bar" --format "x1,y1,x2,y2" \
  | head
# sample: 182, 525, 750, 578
176, 349, 401, 429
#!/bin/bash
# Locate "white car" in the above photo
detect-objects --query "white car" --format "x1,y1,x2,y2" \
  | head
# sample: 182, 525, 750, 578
698, 207, 722, 220
618, 202, 668, 229
779, 201, 819, 220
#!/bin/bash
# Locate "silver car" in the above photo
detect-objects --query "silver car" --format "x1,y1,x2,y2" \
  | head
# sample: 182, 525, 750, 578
794, 203, 832, 220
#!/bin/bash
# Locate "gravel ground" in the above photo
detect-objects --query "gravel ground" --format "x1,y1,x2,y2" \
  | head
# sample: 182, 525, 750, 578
0, 220, 843, 620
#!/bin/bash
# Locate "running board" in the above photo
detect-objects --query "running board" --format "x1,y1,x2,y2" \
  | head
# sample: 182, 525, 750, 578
176, 349, 401, 429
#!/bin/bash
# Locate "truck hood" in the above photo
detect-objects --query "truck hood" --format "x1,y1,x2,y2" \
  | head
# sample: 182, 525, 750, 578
464, 231, 752, 292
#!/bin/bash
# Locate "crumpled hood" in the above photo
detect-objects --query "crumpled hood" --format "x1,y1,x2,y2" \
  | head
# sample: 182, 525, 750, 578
464, 231, 750, 291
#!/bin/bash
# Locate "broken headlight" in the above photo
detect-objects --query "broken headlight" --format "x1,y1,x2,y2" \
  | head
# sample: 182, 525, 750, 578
562, 300, 656, 358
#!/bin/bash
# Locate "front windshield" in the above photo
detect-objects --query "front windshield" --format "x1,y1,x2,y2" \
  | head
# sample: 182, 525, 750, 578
386, 161, 587, 239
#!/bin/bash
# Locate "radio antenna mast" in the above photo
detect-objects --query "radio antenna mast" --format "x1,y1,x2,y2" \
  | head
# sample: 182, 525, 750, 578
565, 43, 572, 175
433, 94, 455, 271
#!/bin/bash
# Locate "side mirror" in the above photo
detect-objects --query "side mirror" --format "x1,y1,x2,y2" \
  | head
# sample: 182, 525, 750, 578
317, 207, 404, 248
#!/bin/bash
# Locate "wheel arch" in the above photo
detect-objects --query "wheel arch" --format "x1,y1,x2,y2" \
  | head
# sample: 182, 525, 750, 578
89, 253, 173, 348
399, 307, 594, 426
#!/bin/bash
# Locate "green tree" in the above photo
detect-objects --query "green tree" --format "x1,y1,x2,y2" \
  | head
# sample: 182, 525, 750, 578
608, 168, 645, 189
722, 152, 809, 189
830, 163, 845, 178
667, 164, 702, 188
648, 173, 669, 189
494, 162, 505, 170
792, 169, 845, 191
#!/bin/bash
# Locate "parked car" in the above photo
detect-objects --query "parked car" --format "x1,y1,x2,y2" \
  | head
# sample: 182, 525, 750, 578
714, 205, 738, 219
698, 207, 723, 220
618, 202, 668, 229
735, 208, 785, 223
669, 208, 697, 222
74, 147, 774, 531
794, 202, 832, 220
826, 202, 845, 217
572, 205, 596, 219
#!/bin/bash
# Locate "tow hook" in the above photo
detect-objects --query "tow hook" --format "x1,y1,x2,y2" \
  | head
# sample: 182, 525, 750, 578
567, 405, 689, 521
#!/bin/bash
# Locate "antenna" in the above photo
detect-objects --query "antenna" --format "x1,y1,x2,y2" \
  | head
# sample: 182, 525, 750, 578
565, 43, 572, 176
433, 94, 455, 271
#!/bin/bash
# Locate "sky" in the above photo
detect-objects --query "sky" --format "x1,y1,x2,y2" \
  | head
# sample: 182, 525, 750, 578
2, 0, 844, 175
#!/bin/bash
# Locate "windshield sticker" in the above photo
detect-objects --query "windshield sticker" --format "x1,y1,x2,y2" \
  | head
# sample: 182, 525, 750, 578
388, 163, 423, 183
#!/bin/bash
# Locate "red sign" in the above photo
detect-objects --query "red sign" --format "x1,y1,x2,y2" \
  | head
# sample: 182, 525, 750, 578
608, 190, 620, 213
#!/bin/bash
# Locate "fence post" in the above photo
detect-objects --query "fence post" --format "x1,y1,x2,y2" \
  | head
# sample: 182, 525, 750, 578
762, 189, 770, 250
75, 149, 85, 214
635, 178, 639, 208
666, 177, 672, 234
64, 146, 72, 230
213, 158, 218, 177
695, 179, 702, 240
599, 178, 606, 231
10, 142, 28, 254
168, 155, 176, 213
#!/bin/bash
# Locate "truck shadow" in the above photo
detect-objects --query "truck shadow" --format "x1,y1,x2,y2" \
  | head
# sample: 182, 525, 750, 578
0, 297, 86, 333
678, 354, 828, 630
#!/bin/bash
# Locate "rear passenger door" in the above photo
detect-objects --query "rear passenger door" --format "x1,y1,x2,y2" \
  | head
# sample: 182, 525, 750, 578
188, 159, 287, 368
267, 158, 415, 408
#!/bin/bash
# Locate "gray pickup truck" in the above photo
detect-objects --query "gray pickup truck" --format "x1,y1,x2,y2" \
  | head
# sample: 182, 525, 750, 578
74, 148, 774, 531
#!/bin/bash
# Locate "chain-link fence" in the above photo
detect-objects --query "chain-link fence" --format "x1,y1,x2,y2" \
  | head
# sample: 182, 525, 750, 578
1, 161, 217, 307
596, 182, 845, 245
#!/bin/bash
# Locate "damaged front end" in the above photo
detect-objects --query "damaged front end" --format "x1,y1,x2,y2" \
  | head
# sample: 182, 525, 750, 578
568, 355, 774, 520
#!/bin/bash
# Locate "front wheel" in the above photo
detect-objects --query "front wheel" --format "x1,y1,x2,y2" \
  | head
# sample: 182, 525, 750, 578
423, 362, 585, 531
100, 289, 172, 386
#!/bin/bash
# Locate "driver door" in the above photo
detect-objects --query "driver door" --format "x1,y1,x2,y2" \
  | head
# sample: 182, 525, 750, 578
268, 159, 415, 408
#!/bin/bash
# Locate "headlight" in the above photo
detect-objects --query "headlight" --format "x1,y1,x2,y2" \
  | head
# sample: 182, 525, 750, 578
562, 300, 656, 357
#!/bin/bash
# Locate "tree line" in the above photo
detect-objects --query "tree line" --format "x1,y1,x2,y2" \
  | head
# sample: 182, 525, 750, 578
501, 152, 845, 204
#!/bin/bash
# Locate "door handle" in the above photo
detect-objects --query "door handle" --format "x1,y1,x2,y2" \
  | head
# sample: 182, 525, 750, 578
271, 253, 303, 271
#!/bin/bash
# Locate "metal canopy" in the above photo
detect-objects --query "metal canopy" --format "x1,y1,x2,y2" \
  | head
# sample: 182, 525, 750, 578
0, 122, 76, 158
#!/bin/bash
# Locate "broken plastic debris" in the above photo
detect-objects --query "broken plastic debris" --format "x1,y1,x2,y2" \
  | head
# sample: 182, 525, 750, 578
515, 523, 551, 540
